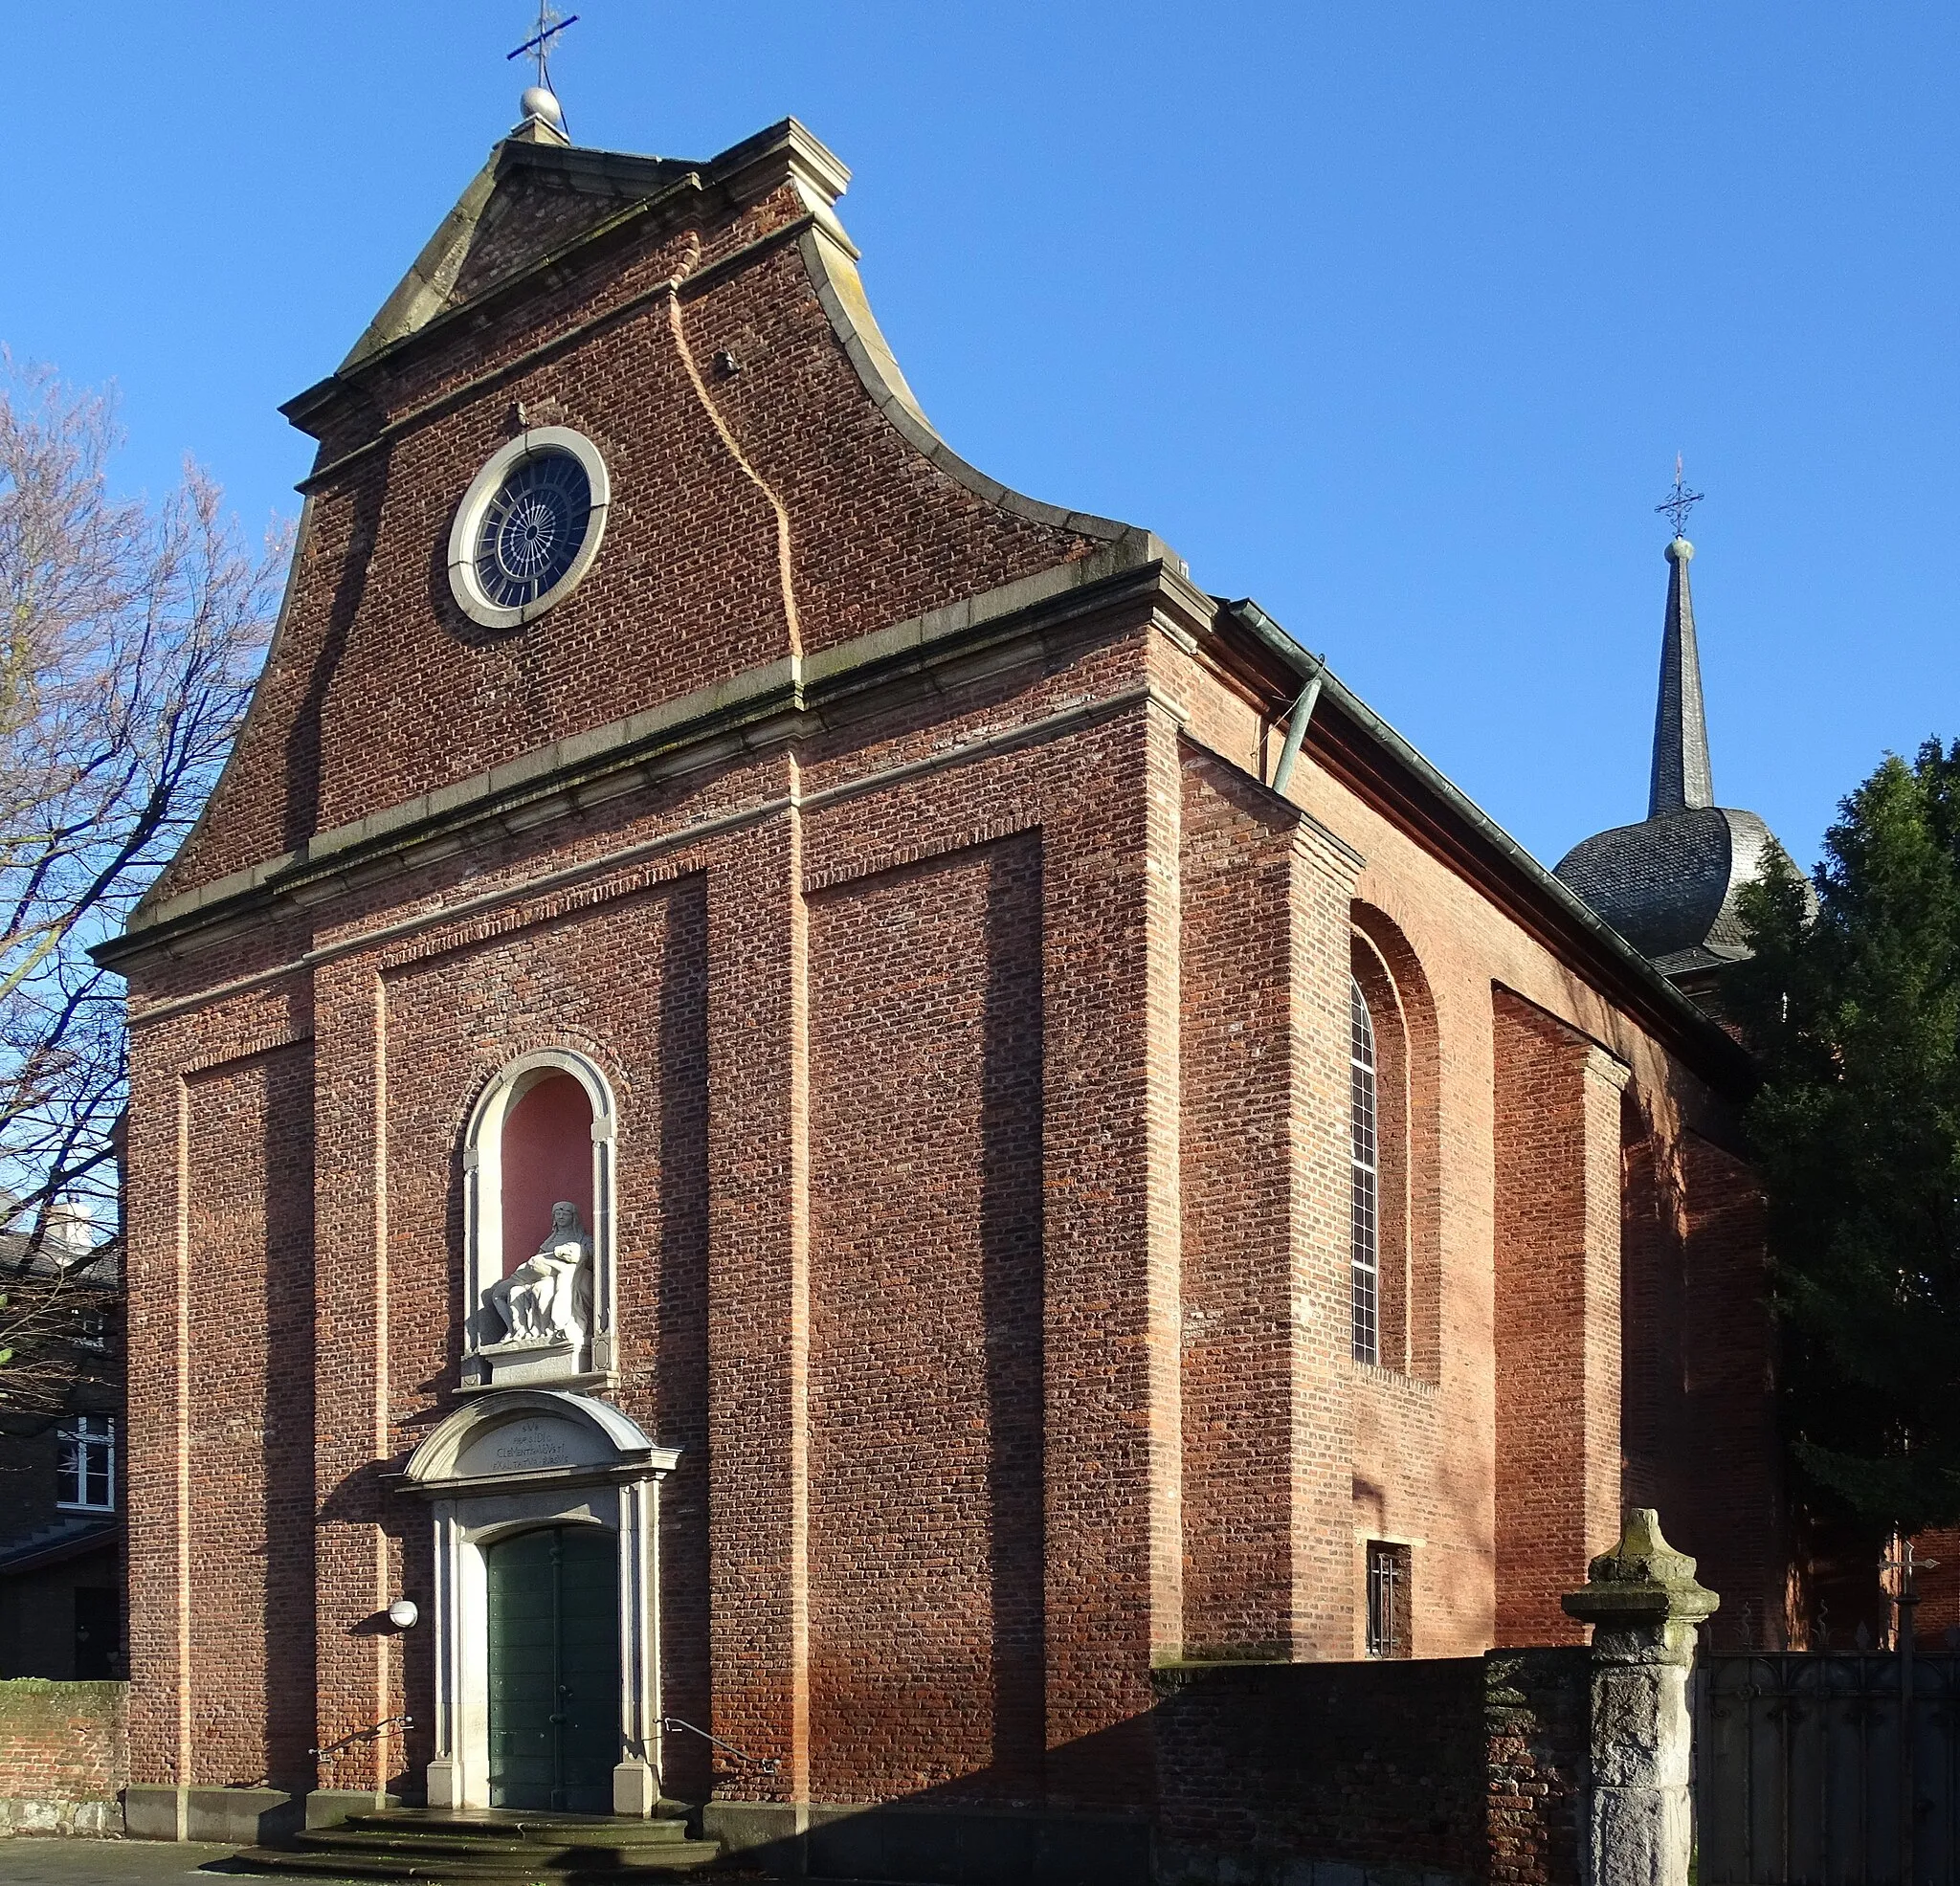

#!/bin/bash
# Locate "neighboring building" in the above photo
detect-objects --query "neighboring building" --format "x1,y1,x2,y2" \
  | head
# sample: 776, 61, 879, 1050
0, 1210, 125, 1682
96, 98, 1783, 1857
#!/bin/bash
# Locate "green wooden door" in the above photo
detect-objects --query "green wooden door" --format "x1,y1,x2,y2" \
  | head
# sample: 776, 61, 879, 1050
485, 1525, 620, 1812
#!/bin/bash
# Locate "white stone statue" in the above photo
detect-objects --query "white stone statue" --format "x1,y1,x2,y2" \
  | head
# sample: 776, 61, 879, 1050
486, 1201, 593, 1347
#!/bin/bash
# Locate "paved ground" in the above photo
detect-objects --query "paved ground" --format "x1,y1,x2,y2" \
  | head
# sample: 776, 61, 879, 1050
0, 1842, 246, 1885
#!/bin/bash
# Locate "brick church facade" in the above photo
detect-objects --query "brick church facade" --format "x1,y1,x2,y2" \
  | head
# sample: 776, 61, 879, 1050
100, 105, 1784, 1850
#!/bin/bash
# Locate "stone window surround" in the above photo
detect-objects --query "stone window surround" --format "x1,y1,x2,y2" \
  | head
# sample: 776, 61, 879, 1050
446, 426, 612, 632
461, 1048, 618, 1388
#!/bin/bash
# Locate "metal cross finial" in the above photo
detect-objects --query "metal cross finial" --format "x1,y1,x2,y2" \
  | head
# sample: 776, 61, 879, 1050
507, 1, 579, 94
1655, 454, 1704, 540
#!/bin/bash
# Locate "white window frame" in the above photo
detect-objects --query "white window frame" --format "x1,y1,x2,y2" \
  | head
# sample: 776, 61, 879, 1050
56, 1412, 115, 1513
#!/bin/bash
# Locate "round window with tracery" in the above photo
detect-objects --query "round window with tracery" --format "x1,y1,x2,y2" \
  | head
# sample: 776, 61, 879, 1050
447, 427, 611, 631
475, 451, 590, 608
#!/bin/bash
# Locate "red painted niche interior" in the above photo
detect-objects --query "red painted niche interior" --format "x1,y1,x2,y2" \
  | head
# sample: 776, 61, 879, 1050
501, 1072, 594, 1275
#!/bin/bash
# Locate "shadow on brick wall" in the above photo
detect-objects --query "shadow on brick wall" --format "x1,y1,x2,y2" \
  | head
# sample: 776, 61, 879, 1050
702, 1647, 1590, 1886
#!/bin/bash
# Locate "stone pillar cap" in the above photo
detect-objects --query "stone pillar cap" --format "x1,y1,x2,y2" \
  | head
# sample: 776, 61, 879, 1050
1561, 1507, 1720, 1627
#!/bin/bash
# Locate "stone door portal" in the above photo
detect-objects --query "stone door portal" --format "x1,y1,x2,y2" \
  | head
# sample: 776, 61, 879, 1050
486, 1524, 622, 1812
404, 1391, 679, 1816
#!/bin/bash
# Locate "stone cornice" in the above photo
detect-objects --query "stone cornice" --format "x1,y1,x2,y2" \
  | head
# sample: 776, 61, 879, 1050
95, 535, 1188, 974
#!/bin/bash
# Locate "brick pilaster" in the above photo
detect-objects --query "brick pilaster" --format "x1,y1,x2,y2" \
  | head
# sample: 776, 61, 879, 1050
1492, 987, 1629, 1646
1036, 701, 1183, 1808
703, 793, 809, 1800
312, 957, 389, 1779
1287, 817, 1368, 1658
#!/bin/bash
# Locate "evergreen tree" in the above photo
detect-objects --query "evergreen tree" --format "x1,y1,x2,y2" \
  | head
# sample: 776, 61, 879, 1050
1730, 739, 1960, 1531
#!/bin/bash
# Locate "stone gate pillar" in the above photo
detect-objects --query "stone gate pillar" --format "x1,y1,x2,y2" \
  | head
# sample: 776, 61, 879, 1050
1562, 1509, 1719, 1886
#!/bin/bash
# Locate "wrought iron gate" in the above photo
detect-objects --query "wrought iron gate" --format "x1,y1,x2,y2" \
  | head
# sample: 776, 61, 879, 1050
1694, 1651, 1960, 1884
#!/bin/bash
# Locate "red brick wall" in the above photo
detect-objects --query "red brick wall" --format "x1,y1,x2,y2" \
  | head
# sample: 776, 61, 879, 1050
1483, 1648, 1588, 1886
359, 876, 713, 1790
807, 834, 1045, 1804
1618, 1094, 1679, 1522
1281, 820, 1370, 1660
1676, 1133, 1780, 1625
1178, 762, 1297, 1659
180, 1045, 316, 1790
162, 175, 1102, 899
1620, 1102, 1782, 1629
0, 1679, 128, 1801
1492, 990, 1625, 1647
1150, 1648, 1586, 1885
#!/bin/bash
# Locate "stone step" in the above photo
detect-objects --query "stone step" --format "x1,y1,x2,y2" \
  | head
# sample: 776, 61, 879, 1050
229, 1840, 725, 1882
348, 1810, 698, 1847
298, 1833, 694, 1867
317, 1825, 697, 1856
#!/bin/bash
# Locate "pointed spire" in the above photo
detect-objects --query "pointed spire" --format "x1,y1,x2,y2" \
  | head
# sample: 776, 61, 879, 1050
1648, 535, 1714, 816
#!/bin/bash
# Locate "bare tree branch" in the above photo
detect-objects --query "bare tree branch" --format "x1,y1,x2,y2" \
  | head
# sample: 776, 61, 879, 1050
0, 350, 287, 1413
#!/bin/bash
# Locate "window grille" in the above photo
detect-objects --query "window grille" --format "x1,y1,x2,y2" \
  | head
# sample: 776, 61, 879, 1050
57, 1413, 115, 1512
1349, 978, 1379, 1365
1366, 1541, 1411, 1658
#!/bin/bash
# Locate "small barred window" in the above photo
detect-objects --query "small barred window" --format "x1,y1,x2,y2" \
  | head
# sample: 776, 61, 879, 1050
1350, 978, 1379, 1365
1366, 1540, 1412, 1657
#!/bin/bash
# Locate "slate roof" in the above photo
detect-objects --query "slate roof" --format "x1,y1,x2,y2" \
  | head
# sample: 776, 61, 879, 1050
1555, 804, 1775, 975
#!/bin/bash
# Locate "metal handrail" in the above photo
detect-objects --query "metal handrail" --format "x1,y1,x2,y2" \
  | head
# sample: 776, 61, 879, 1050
657, 1715, 780, 1773
311, 1715, 413, 1760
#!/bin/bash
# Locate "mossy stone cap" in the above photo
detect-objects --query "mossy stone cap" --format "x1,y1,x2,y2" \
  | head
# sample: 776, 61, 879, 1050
1561, 1507, 1720, 1626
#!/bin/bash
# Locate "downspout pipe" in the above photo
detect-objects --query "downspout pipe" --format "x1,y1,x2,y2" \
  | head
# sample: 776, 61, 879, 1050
1271, 664, 1325, 796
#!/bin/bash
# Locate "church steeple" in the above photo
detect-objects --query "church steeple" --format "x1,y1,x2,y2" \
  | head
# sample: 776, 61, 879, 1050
1648, 536, 1714, 816
1555, 471, 1805, 1001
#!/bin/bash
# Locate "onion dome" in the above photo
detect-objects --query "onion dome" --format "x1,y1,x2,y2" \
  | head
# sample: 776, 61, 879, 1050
1555, 533, 1795, 989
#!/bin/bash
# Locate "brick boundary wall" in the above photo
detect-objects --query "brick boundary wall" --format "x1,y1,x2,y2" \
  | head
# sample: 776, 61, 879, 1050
0, 1678, 129, 1837
1150, 1649, 1588, 1886
1482, 1649, 1589, 1886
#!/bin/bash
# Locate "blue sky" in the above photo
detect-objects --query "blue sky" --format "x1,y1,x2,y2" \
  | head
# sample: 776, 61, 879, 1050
7, 3, 1956, 874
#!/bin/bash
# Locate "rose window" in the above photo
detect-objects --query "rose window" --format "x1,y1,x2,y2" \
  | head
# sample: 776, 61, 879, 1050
472, 450, 593, 610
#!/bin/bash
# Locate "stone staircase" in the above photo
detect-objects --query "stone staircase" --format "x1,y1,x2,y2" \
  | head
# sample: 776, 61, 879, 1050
227, 1806, 730, 1883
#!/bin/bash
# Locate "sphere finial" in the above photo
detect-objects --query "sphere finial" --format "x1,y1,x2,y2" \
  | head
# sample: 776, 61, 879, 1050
521, 84, 564, 128
507, 5, 577, 137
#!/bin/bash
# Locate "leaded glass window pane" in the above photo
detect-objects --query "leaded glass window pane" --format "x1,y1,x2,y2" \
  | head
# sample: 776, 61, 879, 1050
1350, 978, 1378, 1365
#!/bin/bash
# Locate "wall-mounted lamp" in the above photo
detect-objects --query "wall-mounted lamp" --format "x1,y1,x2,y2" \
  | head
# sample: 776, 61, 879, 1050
387, 1599, 420, 1631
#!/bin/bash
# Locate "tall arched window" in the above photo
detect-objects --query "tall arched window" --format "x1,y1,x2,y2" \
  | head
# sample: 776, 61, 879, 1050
1350, 977, 1379, 1365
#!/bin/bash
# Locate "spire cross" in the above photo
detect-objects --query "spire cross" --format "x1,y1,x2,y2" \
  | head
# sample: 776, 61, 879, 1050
1655, 454, 1704, 540
507, 2, 579, 93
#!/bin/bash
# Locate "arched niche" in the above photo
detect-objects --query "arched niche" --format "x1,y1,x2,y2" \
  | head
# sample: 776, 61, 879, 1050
461, 1050, 617, 1389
